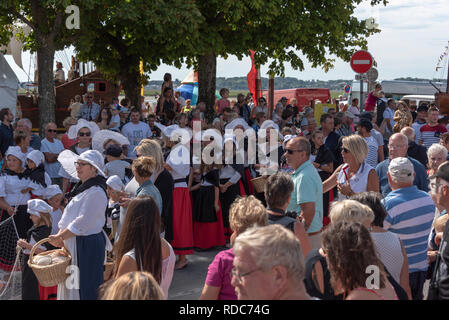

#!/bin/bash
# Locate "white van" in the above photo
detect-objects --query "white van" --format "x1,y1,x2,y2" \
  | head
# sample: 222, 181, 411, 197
401, 95, 435, 107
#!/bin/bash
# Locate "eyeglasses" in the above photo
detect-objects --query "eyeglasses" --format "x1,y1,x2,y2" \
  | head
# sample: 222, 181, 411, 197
78, 132, 91, 137
342, 147, 350, 153
47, 129, 57, 133
231, 267, 261, 284
388, 144, 406, 149
74, 161, 90, 167
285, 148, 303, 155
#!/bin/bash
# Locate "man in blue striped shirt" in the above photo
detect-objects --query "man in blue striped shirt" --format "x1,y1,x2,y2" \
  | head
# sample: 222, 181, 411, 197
382, 157, 435, 300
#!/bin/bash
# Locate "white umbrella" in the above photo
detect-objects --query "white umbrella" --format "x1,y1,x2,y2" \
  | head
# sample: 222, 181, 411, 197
57, 149, 79, 180
92, 130, 130, 153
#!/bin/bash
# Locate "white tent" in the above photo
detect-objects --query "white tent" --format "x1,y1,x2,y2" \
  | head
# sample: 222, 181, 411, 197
0, 53, 19, 116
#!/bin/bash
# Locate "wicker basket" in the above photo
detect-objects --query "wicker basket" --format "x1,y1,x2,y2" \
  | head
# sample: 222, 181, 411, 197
251, 176, 268, 194
28, 238, 72, 287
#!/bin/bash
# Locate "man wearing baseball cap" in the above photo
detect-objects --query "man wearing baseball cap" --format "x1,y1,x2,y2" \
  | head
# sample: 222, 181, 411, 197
382, 157, 435, 300
428, 161, 449, 300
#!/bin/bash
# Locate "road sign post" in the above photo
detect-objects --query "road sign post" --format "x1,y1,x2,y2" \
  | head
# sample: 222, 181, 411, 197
351, 50, 374, 111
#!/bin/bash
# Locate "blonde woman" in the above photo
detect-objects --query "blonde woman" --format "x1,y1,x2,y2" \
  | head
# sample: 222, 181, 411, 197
199, 196, 268, 300
101, 271, 164, 300
323, 135, 379, 200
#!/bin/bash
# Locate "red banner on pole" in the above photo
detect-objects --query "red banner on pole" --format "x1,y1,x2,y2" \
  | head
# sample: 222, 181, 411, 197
247, 50, 258, 105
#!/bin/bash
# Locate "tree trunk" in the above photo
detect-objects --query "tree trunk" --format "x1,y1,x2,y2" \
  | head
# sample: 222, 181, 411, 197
198, 52, 216, 124
119, 57, 141, 109
37, 40, 56, 134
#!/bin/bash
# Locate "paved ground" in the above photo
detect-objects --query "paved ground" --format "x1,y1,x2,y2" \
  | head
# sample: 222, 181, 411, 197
168, 247, 225, 300
167, 245, 431, 300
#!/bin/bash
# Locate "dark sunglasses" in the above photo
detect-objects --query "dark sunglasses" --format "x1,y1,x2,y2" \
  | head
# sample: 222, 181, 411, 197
342, 147, 350, 153
285, 148, 302, 155
47, 129, 57, 133
78, 132, 91, 137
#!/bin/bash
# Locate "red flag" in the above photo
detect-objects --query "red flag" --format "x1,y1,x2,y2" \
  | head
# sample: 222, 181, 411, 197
247, 50, 258, 105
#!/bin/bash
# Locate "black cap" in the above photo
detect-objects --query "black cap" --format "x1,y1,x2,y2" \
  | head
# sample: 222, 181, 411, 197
360, 112, 373, 121
357, 118, 373, 131
417, 105, 429, 113
105, 144, 123, 157
429, 161, 449, 183
281, 97, 288, 101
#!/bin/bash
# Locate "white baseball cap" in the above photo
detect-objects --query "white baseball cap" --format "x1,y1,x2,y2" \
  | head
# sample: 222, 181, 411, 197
388, 157, 414, 182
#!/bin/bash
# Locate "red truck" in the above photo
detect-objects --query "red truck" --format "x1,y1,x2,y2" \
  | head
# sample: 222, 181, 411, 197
263, 88, 331, 111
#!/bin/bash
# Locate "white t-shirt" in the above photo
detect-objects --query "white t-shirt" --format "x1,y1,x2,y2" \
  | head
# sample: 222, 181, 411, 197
121, 121, 152, 158
383, 107, 396, 134
40, 138, 64, 178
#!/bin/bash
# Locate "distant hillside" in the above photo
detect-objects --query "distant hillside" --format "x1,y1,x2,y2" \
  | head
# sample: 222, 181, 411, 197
145, 77, 448, 92
146, 77, 352, 91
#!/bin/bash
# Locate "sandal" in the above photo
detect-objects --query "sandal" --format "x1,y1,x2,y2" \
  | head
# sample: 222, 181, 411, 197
175, 260, 188, 270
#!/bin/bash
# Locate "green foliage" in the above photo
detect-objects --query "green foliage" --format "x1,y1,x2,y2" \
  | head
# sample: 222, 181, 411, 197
183, 0, 388, 76
71, 0, 203, 87
0, 0, 75, 51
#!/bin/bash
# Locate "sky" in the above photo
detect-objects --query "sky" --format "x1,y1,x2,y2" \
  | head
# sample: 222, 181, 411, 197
5, 0, 449, 84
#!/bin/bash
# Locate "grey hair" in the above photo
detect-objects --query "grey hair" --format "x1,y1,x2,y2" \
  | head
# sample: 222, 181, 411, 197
18, 118, 32, 129
233, 224, 305, 283
428, 143, 448, 161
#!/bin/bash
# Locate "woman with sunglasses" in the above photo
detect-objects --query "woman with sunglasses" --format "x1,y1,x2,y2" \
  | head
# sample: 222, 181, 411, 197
323, 135, 379, 200
60, 120, 98, 193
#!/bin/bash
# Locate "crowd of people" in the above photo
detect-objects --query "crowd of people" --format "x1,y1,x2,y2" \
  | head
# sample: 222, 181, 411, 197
1, 76, 449, 301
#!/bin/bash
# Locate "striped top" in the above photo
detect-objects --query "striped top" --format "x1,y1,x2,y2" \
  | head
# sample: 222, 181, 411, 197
382, 186, 435, 273
419, 124, 447, 149
364, 135, 379, 168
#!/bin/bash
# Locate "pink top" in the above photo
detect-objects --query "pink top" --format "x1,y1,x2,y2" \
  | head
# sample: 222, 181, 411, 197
217, 99, 231, 114
205, 248, 237, 300
364, 92, 377, 111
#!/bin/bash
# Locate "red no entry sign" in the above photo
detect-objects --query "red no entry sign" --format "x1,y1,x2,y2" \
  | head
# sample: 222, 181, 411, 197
350, 50, 373, 74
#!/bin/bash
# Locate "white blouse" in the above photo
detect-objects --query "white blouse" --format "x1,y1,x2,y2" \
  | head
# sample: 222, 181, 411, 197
58, 186, 107, 236
220, 165, 241, 184
167, 145, 190, 188
0, 174, 32, 206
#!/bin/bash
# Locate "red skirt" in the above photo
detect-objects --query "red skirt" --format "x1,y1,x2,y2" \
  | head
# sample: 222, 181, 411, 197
193, 201, 226, 249
39, 284, 57, 300
239, 180, 246, 196
170, 187, 194, 255
244, 168, 254, 195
